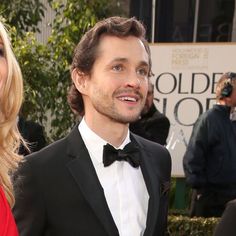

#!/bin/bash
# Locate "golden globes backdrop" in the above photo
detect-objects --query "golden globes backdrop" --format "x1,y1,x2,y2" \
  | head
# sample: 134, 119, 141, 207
150, 43, 236, 176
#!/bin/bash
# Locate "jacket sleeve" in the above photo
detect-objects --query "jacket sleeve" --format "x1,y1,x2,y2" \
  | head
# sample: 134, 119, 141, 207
13, 158, 46, 236
213, 199, 236, 236
183, 116, 209, 188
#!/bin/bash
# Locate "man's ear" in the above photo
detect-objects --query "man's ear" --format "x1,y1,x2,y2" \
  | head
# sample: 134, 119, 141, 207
71, 68, 88, 94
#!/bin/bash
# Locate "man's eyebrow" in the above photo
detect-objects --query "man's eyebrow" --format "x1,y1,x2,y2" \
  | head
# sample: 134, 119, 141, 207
109, 58, 128, 63
138, 61, 149, 67
109, 58, 149, 67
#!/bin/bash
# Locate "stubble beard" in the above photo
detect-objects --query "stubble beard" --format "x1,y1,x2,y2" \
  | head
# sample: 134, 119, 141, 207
94, 101, 142, 124
91, 89, 144, 124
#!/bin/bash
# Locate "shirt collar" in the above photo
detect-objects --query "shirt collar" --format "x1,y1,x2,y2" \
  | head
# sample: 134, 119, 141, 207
78, 118, 131, 165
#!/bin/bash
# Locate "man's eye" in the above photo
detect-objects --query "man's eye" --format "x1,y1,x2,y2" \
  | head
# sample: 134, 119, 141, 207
112, 65, 123, 72
137, 68, 148, 77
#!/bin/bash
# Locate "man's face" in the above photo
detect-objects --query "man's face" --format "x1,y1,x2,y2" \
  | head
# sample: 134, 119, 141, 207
83, 35, 149, 124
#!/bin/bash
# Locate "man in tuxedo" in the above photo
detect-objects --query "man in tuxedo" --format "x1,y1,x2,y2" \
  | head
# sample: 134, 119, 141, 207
13, 16, 171, 236
130, 81, 170, 145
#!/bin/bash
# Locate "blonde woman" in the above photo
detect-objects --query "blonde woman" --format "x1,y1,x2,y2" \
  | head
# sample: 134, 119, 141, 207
0, 21, 23, 236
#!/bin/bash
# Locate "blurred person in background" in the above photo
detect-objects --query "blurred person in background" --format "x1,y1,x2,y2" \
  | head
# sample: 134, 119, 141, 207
130, 81, 170, 145
17, 113, 47, 156
183, 72, 236, 217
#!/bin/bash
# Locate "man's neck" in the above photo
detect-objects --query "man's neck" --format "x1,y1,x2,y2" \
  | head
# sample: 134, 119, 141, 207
218, 99, 234, 107
84, 116, 129, 148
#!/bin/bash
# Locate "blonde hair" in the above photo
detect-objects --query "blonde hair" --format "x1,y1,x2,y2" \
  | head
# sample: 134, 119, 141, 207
0, 21, 23, 207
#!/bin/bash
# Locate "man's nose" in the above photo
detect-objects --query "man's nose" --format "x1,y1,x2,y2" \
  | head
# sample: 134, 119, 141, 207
125, 73, 141, 88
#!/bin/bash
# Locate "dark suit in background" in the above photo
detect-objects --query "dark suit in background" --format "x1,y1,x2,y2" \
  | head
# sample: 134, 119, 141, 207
18, 116, 47, 155
213, 199, 236, 236
130, 81, 170, 146
130, 104, 170, 145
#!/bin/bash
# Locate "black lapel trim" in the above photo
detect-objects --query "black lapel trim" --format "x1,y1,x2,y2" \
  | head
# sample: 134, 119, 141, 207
66, 126, 119, 236
131, 133, 160, 236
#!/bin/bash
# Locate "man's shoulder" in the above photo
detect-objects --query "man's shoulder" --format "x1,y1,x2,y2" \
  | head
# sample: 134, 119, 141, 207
196, 105, 224, 124
132, 133, 171, 178
25, 136, 67, 164
25, 125, 81, 162
132, 133, 170, 157
133, 132, 159, 146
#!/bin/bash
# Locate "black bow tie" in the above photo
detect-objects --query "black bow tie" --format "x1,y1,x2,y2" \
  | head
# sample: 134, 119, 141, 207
103, 142, 140, 168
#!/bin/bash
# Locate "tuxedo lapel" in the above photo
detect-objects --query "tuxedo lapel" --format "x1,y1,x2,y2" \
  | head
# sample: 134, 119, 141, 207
141, 151, 161, 236
66, 126, 119, 236
131, 134, 161, 236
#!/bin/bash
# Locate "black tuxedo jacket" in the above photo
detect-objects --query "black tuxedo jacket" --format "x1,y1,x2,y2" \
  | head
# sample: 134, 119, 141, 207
13, 125, 171, 236
213, 199, 236, 236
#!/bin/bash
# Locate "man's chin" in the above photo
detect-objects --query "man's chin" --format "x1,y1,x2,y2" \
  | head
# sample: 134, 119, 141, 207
121, 115, 141, 124
109, 114, 140, 124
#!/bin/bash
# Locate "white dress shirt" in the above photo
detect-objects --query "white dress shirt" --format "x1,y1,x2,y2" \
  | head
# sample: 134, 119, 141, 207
79, 118, 149, 236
